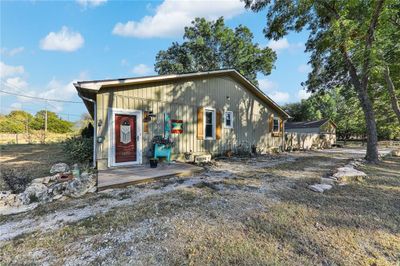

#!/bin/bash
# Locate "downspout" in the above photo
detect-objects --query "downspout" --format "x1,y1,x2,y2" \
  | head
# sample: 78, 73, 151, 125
78, 92, 97, 168
282, 120, 286, 151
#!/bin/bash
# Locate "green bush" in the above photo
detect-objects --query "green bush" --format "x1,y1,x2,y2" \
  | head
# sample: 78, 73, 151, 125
62, 137, 93, 164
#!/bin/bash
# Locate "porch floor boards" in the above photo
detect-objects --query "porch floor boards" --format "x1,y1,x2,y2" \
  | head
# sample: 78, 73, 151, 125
97, 162, 204, 190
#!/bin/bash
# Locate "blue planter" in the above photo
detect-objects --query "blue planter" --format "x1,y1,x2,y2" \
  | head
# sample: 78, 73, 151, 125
154, 144, 172, 162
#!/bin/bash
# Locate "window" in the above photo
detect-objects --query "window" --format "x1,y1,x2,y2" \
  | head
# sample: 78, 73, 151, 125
273, 118, 280, 132
224, 111, 233, 128
204, 108, 215, 139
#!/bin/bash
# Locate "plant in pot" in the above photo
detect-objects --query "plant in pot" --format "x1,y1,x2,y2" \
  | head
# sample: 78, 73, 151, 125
152, 135, 174, 162
145, 148, 158, 168
149, 157, 158, 168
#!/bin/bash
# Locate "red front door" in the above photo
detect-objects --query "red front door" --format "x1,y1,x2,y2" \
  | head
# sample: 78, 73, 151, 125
115, 114, 137, 163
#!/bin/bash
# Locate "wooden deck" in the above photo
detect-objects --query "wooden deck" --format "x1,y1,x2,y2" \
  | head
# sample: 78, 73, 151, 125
97, 162, 204, 190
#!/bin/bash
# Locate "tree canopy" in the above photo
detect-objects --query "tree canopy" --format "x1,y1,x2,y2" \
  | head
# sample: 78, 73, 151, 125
245, 0, 399, 162
154, 17, 277, 85
0, 110, 74, 134
283, 87, 400, 141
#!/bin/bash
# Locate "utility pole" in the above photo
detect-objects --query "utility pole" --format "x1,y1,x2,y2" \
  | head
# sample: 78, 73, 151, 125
44, 101, 48, 144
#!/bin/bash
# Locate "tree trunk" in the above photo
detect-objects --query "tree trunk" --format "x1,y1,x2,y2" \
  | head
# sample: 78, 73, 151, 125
357, 90, 379, 162
384, 65, 400, 124
340, 49, 379, 163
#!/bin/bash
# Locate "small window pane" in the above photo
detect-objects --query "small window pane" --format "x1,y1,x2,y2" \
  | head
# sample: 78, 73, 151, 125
205, 111, 213, 124
273, 119, 279, 132
205, 124, 213, 137
226, 114, 231, 126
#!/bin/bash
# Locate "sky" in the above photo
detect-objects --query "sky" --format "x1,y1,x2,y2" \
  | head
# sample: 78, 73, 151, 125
0, 0, 312, 121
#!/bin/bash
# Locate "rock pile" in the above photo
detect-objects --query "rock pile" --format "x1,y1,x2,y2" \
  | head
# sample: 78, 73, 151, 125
308, 158, 367, 193
0, 163, 96, 214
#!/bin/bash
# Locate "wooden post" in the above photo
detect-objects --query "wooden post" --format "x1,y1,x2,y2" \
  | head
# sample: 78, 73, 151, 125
44, 103, 48, 144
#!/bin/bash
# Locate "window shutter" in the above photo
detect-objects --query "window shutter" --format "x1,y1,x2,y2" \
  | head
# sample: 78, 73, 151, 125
216, 110, 222, 140
269, 114, 274, 132
143, 111, 149, 133
197, 107, 204, 140
280, 118, 283, 132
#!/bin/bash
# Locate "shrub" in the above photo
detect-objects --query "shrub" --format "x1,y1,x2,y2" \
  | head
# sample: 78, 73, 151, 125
62, 136, 93, 164
0, 167, 31, 193
80, 123, 94, 138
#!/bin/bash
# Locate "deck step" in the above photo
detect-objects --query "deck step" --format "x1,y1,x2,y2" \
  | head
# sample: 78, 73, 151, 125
97, 162, 204, 190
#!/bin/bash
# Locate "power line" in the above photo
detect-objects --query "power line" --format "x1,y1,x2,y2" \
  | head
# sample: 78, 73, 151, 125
0, 107, 83, 118
0, 85, 83, 104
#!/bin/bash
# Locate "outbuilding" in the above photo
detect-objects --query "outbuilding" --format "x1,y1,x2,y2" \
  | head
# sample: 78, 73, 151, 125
285, 119, 337, 150
74, 69, 290, 170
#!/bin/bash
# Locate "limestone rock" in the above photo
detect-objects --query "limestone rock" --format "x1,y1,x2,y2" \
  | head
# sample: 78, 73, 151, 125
309, 184, 332, 193
391, 149, 400, 157
321, 177, 336, 185
0, 191, 11, 200
0, 191, 21, 208
19, 183, 49, 205
50, 163, 70, 174
65, 172, 96, 198
31, 178, 44, 184
333, 166, 367, 182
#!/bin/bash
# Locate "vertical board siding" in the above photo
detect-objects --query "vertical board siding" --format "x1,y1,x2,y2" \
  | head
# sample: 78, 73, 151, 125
96, 76, 283, 167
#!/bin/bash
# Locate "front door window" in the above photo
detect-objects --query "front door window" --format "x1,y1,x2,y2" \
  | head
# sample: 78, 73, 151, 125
120, 120, 131, 144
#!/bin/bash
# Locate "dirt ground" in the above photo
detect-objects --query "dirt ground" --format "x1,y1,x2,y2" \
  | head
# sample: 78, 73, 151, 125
0, 147, 399, 265
0, 144, 67, 191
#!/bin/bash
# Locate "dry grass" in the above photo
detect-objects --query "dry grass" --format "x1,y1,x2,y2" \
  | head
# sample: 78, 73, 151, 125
0, 132, 73, 145
0, 150, 399, 265
0, 144, 67, 190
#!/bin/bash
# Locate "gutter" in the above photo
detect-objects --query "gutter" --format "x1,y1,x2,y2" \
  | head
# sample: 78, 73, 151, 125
78, 92, 97, 168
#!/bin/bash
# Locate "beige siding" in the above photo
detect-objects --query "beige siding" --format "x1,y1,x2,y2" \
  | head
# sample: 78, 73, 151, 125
96, 76, 284, 169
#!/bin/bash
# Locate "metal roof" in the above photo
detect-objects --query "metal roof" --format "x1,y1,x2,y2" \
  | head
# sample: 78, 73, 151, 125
74, 69, 291, 119
286, 119, 336, 129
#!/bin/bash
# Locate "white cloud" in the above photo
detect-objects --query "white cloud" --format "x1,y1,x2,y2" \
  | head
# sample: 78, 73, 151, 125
297, 64, 311, 74
259, 79, 278, 91
4, 77, 28, 90
76, 0, 107, 8
0, 61, 24, 78
40, 26, 84, 52
112, 0, 244, 38
10, 102, 22, 110
267, 38, 304, 53
1, 47, 24, 57
298, 89, 311, 100
269, 91, 290, 103
258, 78, 290, 103
131, 64, 152, 76
267, 38, 290, 51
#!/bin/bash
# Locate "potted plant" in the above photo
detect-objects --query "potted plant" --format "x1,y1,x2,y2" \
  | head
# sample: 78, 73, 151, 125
152, 135, 175, 162
149, 157, 158, 168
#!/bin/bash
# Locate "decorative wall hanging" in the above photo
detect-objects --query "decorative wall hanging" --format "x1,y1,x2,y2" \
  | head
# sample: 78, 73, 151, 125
164, 112, 171, 139
171, 120, 183, 134
120, 120, 131, 144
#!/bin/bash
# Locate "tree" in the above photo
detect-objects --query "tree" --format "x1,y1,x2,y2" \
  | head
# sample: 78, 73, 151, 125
30, 110, 73, 133
375, 10, 400, 124
0, 110, 33, 134
155, 17, 277, 85
245, 0, 395, 163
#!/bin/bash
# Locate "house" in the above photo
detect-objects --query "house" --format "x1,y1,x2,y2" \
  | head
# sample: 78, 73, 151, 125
285, 119, 337, 150
74, 69, 290, 170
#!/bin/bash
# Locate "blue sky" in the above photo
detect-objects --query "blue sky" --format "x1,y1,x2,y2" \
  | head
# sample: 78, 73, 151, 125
0, 0, 311, 121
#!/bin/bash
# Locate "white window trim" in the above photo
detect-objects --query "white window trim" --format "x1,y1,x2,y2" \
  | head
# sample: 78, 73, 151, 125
224, 111, 233, 129
273, 117, 280, 133
203, 107, 216, 140
108, 108, 143, 167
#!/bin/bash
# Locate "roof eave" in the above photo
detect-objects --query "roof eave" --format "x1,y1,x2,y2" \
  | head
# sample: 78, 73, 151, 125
75, 69, 291, 119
